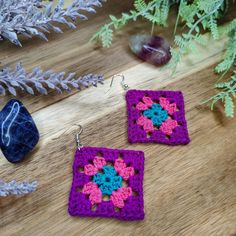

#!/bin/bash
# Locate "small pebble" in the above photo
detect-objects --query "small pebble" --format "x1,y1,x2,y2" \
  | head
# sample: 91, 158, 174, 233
0, 99, 39, 163
129, 34, 172, 66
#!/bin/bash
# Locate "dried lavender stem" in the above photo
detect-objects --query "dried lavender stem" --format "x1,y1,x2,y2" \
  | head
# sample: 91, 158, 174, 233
0, 180, 37, 197
0, 63, 104, 96
0, 0, 105, 46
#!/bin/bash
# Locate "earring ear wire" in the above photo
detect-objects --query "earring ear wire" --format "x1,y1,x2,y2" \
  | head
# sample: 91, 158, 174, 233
52, 124, 83, 150
75, 124, 83, 150
106, 74, 130, 93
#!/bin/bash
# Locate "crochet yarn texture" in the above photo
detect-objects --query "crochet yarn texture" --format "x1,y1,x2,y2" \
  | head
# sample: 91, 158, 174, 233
68, 147, 145, 221
126, 90, 190, 145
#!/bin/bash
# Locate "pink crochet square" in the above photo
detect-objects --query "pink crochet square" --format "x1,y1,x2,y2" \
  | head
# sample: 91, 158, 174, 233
126, 90, 190, 145
68, 147, 145, 221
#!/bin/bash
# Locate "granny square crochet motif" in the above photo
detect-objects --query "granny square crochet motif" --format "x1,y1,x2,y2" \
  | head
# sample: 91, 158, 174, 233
68, 146, 145, 221
126, 90, 190, 145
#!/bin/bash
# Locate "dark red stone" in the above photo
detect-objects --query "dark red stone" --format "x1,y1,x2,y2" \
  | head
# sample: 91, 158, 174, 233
129, 34, 171, 66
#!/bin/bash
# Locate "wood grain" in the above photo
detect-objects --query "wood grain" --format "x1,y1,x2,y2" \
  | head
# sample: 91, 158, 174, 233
0, 1, 236, 236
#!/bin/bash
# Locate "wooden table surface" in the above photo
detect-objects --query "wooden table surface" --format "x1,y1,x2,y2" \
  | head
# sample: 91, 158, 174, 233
1, 1, 236, 236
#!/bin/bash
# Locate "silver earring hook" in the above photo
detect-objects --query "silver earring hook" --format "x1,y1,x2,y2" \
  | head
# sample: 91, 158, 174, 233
52, 124, 84, 150
108, 74, 130, 92
75, 124, 83, 150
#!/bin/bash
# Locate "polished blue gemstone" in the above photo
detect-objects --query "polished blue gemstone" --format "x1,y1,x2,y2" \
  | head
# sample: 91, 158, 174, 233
0, 99, 39, 163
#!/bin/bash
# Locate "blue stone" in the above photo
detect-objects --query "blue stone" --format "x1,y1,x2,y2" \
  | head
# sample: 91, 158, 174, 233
0, 99, 39, 163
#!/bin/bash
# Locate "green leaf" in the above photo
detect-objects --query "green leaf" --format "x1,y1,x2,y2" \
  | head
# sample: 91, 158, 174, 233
100, 25, 113, 48
109, 15, 117, 22
215, 82, 227, 88
134, 0, 147, 12
160, 0, 169, 26
224, 95, 234, 117
209, 16, 219, 39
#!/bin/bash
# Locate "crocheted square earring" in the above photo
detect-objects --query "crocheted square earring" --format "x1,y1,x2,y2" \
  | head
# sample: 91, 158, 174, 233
126, 90, 190, 145
110, 75, 190, 145
68, 125, 145, 221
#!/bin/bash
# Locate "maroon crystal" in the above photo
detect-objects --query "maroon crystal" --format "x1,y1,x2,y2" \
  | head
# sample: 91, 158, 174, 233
129, 34, 171, 66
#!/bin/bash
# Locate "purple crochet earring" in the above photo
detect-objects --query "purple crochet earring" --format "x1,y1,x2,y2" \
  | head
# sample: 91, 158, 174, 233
110, 75, 190, 145
68, 125, 145, 221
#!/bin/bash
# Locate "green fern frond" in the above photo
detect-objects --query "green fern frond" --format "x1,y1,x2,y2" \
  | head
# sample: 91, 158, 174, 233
209, 16, 219, 39
174, 35, 186, 48
159, 0, 169, 26
169, 0, 225, 73
215, 81, 230, 88
215, 57, 234, 73
224, 95, 234, 117
215, 29, 236, 73
206, 70, 236, 117
91, 10, 135, 46
91, 0, 170, 47
198, 0, 222, 14
134, 0, 147, 12
179, 1, 198, 24
223, 19, 236, 34
144, 12, 160, 24
148, 1, 162, 33
165, 47, 182, 72
99, 25, 113, 48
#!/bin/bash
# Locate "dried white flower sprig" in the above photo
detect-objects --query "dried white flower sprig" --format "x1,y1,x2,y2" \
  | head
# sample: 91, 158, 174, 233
0, 0, 105, 46
0, 180, 37, 196
0, 63, 104, 95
